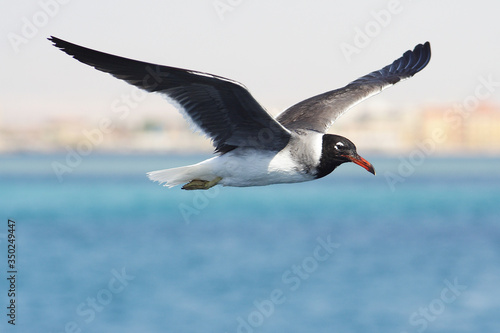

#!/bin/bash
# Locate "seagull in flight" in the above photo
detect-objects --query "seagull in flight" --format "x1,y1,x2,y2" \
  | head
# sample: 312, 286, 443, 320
49, 37, 431, 190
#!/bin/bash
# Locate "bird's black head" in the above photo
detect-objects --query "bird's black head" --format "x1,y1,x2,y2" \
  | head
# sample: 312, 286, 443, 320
316, 134, 375, 178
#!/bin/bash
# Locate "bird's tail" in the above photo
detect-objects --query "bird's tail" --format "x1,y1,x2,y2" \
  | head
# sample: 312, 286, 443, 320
147, 161, 216, 188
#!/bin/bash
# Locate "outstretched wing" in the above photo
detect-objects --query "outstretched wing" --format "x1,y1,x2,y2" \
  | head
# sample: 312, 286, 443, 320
276, 42, 431, 133
49, 36, 291, 153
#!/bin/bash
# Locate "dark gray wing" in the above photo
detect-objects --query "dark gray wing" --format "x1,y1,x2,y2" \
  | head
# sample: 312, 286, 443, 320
276, 42, 431, 133
49, 36, 291, 153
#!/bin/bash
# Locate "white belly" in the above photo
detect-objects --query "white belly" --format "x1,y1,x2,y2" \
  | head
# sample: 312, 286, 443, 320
203, 148, 316, 187
160, 131, 324, 188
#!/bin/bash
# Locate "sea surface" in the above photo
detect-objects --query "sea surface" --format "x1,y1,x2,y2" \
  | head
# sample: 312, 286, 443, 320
1, 153, 499, 333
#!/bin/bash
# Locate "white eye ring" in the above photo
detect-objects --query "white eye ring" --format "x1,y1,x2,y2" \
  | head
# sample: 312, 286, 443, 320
334, 142, 344, 150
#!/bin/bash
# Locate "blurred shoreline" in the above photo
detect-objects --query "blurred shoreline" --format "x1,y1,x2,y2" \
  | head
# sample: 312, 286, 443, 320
1, 102, 499, 156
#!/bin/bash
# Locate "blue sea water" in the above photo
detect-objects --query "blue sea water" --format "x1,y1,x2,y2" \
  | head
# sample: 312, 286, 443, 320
1, 154, 499, 333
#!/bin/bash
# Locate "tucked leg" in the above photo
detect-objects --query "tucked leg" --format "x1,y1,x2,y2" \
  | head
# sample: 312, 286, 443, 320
182, 177, 222, 190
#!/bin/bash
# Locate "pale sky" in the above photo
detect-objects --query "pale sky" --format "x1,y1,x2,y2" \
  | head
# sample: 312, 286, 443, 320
2, 0, 500, 127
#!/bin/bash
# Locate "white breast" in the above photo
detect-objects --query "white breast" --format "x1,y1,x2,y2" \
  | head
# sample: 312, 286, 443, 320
206, 130, 324, 187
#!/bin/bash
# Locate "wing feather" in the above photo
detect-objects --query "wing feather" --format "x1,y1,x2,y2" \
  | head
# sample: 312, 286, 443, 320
276, 42, 431, 132
49, 36, 291, 153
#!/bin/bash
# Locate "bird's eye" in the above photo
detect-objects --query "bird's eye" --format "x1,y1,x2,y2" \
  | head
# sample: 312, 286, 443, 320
334, 142, 345, 150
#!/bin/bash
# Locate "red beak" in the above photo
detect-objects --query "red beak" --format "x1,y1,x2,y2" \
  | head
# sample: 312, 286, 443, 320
343, 154, 376, 175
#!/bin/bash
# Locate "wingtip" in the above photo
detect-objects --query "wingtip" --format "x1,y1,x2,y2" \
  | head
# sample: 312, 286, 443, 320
405, 41, 431, 74
420, 41, 431, 54
418, 41, 432, 69
47, 35, 58, 44
412, 41, 431, 55
420, 41, 431, 56
413, 41, 431, 56
48, 36, 67, 49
